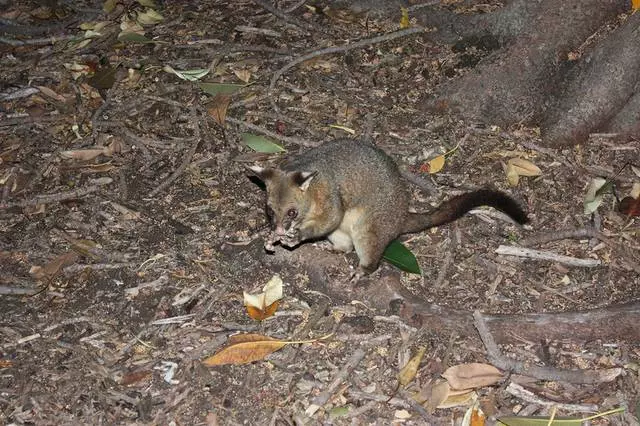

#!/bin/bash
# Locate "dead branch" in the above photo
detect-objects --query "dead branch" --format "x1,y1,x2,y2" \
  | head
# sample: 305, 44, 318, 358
269, 27, 430, 112
0, 178, 112, 209
226, 116, 319, 148
306, 348, 366, 416
149, 109, 201, 197
495, 245, 602, 267
473, 311, 622, 385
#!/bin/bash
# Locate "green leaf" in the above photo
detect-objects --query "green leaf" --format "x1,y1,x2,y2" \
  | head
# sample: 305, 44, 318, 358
199, 82, 245, 96
383, 240, 420, 274
498, 416, 584, 426
163, 65, 210, 81
242, 134, 285, 153
117, 31, 153, 44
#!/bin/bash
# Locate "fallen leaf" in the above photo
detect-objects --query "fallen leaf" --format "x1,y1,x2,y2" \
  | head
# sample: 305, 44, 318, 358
60, 148, 106, 161
423, 379, 450, 413
87, 64, 116, 94
383, 240, 421, 274
199, 82, 245, 96
398, 346, 426, 385
137, 0, 156, 7
427, 155, 445, 174
117, 32, 153, 44
242, 133, 285, 153
29, 252, 79, 280
120, 370, 153, 386
202, 333, 287, 365
243, 275, 283, 320
163, 65, 210, 81
631, 182, 640, 199
504, 157, 542, 187
103, 0, 117, 13
400, 7, 410, 29
619, 196, 640, 217
207, 95, 232, 126
36, 86, 67, 103
438, 389, 476, 409
233, 69, 251, 83
633, 0, 640, 11
136, 8, 163, 25
584, 177, 607, 214
442, 363, 504, 390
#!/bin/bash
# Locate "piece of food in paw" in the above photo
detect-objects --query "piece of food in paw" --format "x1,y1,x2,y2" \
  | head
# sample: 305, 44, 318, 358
264, 234, 279, 252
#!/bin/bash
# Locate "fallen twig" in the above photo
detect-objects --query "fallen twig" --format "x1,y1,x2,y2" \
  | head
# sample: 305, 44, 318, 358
149, 108, 201, 197
0, 178, 112, 209
252, 0, 320, 33
0, 285, 41, 296
505, 382, 598, 413
306, 348, 366, 416
495, 245, 601, 267
520, 227, 597, 247
226, 116, 319, 147
473, 310, 622, 384
269, 27, 430, 112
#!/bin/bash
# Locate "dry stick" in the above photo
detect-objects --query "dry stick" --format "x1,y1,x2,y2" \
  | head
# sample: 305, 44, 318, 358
306, 348, 366, 416
400, 168, 438, 195
0, 286, 40, 296
269, 27, 430, 113
473, 310, 622, 384
0, 178, 112, 209
495, 245, 601, 268
0, 34, 78, 46
520, 227, 597, 247
252, 0, 320, 33
226, 116, 319, 147
506, 383, 598, 413
149, 109, 201, 197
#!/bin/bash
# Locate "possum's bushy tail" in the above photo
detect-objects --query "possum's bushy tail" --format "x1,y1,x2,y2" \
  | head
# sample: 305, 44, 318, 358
402, 190, 528, 234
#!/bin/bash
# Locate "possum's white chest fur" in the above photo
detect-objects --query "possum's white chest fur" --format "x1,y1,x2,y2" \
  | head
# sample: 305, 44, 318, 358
327, 208, 364, 252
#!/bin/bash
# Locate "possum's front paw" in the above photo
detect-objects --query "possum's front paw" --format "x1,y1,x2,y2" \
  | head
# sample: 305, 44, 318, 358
280, 234, 300, 248
264, 234, 279, 252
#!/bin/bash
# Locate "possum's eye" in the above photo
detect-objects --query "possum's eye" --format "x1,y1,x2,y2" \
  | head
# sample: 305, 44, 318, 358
287, 208, 298, 219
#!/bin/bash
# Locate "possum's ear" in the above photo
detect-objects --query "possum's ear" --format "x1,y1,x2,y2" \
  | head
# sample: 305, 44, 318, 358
246, 165, 276, 182
290, 171, 317, 191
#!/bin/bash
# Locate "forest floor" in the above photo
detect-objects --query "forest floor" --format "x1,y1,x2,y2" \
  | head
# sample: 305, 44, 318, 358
1, 0, 639, 424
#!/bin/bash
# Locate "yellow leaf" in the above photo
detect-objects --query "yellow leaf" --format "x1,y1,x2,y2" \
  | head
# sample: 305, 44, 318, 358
442, 363, 504, 390
400, 7, 410, 29
633, 0, 640, 11
328, 124, 355, 135
202, 333, 287, 366
398, 346, 426, 386
427, 155, 445, 174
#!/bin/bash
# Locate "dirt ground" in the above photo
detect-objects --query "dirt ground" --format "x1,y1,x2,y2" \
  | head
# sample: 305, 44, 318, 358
1, 1, 639, 425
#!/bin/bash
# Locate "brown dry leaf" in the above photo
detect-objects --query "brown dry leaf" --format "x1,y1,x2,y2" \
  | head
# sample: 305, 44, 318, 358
243, 274, 283, 321
504, 157, 541, 187
36, 86, 67, 103
233, 69, 251, 83
442, 363, 503, 390
29, 252, 79, 280
398, 346, 426, 386
423, 379, 450, 413
202, 333, 288, 366
207, 94, 232, 126
120, 370, 153, 386
60, 148, 107, 161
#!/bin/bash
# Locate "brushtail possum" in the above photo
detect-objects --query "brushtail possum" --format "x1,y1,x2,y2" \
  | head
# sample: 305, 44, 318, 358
249, 139, 528, 276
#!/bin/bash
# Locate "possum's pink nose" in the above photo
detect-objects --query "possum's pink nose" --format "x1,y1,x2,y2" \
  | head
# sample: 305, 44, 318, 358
275, 225, 286, 236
